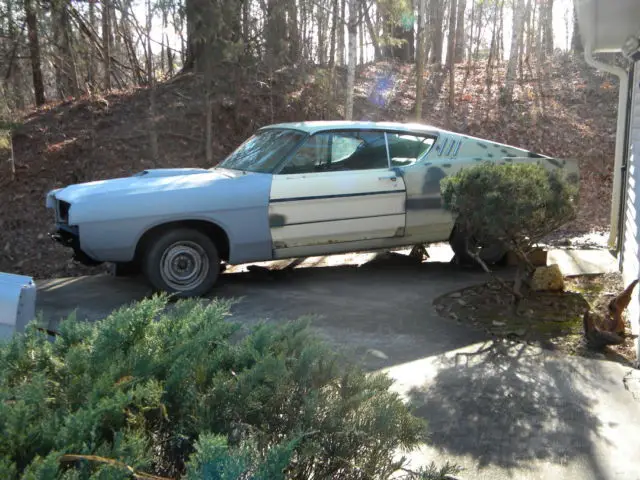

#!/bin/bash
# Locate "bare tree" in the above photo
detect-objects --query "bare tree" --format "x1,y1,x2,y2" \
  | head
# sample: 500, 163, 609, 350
329, 0, 338, 67
415, 0, 426, 120
429, 0, 444, 64
542, 0, 553, 56
571, 2, 583, 54
338, 0, 345, 65
102, 0, 112, 90
345, 0, 359, 120
146, 0, 158, 161
502, 0, 525, 104
362, 0, 382, 60
447, 0, 458, 109
87, 0, 97, 89
287, 0, 300, 63
24, 0, 45, 105
454, 0, 466, 63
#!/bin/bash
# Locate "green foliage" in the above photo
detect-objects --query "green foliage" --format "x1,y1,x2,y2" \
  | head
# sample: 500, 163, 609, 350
441, 161, 578, 253
0, 295, 429, 479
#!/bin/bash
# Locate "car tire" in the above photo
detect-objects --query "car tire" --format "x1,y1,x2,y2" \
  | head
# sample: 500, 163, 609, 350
143, 228, 220, 298
449, 225, 507, 267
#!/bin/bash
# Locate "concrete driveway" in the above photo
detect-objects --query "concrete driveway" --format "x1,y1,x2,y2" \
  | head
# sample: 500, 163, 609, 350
35, 251, 640, 480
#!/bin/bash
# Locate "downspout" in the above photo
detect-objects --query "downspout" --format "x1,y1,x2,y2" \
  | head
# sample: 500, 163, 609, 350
584, 43, 629, 251
617, 63, 635, 269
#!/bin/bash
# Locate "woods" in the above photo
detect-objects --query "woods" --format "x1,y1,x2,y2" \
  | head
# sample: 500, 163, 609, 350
0, 0, 584, 117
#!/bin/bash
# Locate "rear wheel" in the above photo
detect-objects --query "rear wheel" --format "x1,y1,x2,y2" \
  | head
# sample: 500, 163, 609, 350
143, 228, 220, 298
449, 225, 507, 267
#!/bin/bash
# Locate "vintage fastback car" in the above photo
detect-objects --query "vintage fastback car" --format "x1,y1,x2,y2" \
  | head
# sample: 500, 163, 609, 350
46, 121, 578, 297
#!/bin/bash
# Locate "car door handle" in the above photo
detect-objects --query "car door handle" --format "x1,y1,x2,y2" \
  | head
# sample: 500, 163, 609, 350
378, 174, 397, 181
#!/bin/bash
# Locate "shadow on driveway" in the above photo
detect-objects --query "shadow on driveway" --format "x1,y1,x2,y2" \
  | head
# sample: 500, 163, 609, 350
400, 338, 634, 479
37, 258, 496, 370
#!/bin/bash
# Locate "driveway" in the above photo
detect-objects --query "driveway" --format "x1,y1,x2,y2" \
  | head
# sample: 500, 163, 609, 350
35, 251, 640, 480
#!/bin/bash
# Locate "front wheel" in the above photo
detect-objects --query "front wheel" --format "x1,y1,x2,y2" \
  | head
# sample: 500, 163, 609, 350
143, 228, 220, 298
449, 226, 507, 267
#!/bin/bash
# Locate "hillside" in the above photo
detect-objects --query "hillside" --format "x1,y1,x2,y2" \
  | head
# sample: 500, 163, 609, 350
0, 55, 619, 279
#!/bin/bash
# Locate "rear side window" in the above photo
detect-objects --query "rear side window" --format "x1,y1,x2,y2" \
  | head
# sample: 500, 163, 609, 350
386, 133, 436, 167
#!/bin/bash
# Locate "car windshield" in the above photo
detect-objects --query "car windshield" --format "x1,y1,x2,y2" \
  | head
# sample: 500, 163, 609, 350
217, 129, 306, 173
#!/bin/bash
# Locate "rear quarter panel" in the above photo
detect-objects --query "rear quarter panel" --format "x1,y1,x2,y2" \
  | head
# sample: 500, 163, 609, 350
402, 132, 579, 241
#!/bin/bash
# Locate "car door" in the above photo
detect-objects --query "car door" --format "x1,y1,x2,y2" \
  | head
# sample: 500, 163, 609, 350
268, 130, 407, 252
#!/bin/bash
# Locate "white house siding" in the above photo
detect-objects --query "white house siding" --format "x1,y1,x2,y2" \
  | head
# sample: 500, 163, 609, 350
621, 60, 640, 345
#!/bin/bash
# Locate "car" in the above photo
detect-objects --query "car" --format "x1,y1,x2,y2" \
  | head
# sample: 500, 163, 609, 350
46, 121, 579, 297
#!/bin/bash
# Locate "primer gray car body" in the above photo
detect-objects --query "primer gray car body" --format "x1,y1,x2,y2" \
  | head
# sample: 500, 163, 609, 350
46, 121, 579, 292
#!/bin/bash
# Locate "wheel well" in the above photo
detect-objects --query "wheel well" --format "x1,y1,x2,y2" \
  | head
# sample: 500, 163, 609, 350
135, 220, 230, 263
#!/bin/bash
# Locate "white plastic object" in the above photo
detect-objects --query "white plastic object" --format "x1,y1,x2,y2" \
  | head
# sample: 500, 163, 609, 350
0, 272, 37, 341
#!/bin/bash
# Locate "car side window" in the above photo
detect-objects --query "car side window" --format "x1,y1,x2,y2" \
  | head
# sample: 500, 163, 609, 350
278, 131, 389, 174
386, 133, 436, 167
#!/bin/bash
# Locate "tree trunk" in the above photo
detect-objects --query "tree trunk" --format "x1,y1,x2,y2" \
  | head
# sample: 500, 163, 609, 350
24, 0, 45, 106
6, 0, 25, 110
242, 0, 249, 50
338, 0, 346, 65
502, 0, 525, 104
287, 0, 300, 63
119, 5, 144, 85
60, 3, 78, 98
486, 1, 498, 91
345, 0, 358, 120
53, 2, 63, 97
269, 0, 288, 66
300, 0, 307, 59
526, 0, 535, 61
329, 0, 338, 67
316, 1, 327, 64
359, 1, 364, 64
447, 0, 457, 109
363, 2, 382, 60
519, 0, 532, 81
466, 0, 475, 67
571, 3, 583, 54
102, 0, 111, 90
146, 0, 158, 161
543, 0, 553, 55
473, 0, 484, 62
88, 0, 96, 89
498, 0, 504, 62
429, 0, 444, 64
160, 11, 167, 73
415, 0, 426, 120
454, 0, 466, 63
487, 4, 497, 70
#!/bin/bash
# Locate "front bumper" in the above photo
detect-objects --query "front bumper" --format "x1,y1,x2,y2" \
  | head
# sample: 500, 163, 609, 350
49, 225, 102, 266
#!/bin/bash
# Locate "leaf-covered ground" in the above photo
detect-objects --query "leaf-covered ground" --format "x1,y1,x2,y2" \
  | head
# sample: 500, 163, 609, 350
433, 272, 636, 366
0, 54, 620, 279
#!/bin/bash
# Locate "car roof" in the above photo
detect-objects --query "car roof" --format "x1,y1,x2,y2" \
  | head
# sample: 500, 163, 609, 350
258, 120, 444, 136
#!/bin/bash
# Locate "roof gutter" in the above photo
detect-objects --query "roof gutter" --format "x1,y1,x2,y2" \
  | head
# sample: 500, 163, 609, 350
583, 43, 629, 251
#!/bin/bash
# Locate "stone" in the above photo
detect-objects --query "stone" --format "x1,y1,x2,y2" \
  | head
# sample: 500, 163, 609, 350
366, 349, 389, 360
507, 328, 527, 337
449, 292, 462, 298
531, 264, 565, 291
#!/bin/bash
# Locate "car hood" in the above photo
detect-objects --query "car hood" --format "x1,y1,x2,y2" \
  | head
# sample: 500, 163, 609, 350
49, 168, 243, 204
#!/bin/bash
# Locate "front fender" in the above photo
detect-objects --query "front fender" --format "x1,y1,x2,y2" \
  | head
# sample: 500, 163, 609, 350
73, 173, 274, 265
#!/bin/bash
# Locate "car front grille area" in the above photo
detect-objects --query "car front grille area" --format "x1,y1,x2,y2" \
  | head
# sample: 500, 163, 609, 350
57, 200, 71, 224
